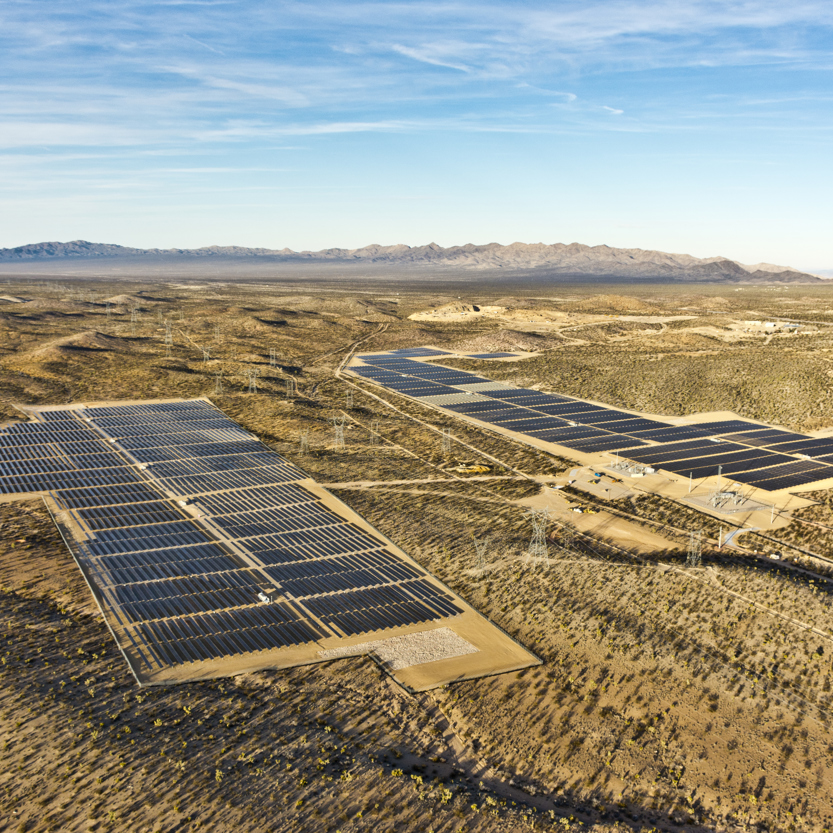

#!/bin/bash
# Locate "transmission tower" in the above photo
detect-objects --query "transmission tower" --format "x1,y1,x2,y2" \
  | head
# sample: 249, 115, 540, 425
285, 377, 296, 398
472, 534, 491, 570
298, 428, 310, 454
370, 419, 381, 447
130, 307, 138, 336
269, 348, 277, 368
331, 415, 346, 450
164, 321, 172, 346
165, 344, 172, 358
526, 507, 549, 563
687, 529, 703, 567
441, 427, 452, 454
247, 368, 259, 394
215, 324, 221, 342
345, 389, 353, 410
202, 347, 211, 364
214, 369, 223, 395
105, 301, 111, 318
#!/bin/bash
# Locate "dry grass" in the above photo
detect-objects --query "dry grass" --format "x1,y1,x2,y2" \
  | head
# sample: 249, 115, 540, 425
3, 278, 833, 831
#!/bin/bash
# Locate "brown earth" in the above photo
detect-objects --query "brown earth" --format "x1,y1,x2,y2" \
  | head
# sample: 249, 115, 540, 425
1, 278, 833, 831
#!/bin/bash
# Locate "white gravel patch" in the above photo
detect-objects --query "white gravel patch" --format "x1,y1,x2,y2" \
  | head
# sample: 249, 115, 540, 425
318, 627, 479, 670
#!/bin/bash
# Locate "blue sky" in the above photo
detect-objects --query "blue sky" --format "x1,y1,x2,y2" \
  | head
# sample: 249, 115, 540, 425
2, 1, 832, 270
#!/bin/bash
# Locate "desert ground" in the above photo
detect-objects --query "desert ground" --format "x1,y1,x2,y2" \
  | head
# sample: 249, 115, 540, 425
3, 275, 833, 831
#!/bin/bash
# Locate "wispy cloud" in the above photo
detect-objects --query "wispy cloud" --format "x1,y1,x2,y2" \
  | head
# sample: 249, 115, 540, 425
2, 0, 832, 259
391, 44, 471, 72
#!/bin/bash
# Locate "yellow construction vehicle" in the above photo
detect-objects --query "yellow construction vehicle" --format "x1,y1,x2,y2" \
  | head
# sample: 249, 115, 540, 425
449, 463, 491, 474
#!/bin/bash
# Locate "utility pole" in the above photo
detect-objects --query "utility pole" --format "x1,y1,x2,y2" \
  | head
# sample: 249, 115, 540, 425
214, 369, 223, 395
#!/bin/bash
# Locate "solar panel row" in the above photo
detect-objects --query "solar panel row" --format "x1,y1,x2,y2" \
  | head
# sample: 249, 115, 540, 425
0, 399, 467, 672
352, 352, 833, 492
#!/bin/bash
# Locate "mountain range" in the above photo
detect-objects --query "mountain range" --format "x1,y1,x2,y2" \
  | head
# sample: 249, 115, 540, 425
0, 239, 820, 282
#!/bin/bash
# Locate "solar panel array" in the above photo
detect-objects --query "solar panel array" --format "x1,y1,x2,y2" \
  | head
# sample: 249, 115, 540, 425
351, 351, 833, 493
0, 400, 464, 672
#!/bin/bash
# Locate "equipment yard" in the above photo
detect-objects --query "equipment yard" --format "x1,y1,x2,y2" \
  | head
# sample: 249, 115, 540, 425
4, 276, 833, 831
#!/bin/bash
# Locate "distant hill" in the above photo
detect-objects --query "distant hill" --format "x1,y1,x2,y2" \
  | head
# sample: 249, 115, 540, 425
0, 239, 820, 283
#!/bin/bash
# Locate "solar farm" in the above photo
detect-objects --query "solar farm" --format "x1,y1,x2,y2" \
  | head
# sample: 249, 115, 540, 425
347, 347, 833, 495
0, 397, 537, 688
